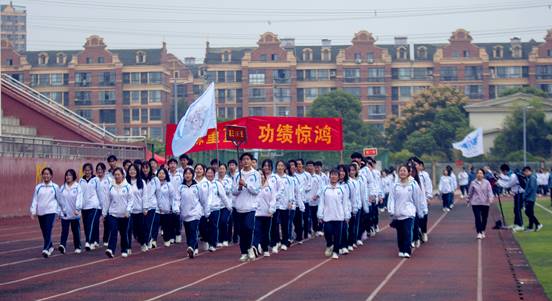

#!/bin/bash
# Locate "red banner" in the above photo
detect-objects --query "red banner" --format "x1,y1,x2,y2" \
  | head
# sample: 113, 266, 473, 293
166, 116, 343, 156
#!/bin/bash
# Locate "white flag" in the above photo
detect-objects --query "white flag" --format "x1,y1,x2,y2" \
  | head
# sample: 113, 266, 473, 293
172, 82, 217, 156
452, 128, 484, 158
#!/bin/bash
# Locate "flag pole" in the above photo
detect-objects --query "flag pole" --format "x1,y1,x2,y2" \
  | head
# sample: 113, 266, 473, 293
213, 82, 219, 165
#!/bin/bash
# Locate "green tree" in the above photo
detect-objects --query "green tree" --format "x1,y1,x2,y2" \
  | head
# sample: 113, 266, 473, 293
385, 86, 471, 160
499, 86, 547, 98
389, 149, 415, 164
491, 98, 552, 159
308, 90, 384, 147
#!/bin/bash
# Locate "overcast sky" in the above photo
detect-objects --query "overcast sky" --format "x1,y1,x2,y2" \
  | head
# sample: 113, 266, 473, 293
13, 0, 552, 60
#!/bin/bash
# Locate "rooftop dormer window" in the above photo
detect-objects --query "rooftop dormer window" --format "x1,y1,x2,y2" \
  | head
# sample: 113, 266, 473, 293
136, 51, 146, 64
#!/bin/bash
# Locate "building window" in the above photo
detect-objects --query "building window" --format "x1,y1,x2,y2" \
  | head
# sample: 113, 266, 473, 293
440, 66, 458, 81
56, 53, 66, 64
236, 107, 243, 118
452, 51, 460, 58
464, 66, 482, 80
368, 105, 386, 120
50, 74, 63, 86
99, 91, 116, 105
123, 109, 130, 123
38, 53, 48, 65
75, 72, 90, 86
150, 109, 162, 121
150, 127, 162, 140
399, 86, 412, 98
490, 66, 528, 79
148, 72, 162, 84
548, 49, 552, 57
512, 45, 522, 59
297, 106, 305, 117
343, 87, 361, 99
227, 107, 235, 119
367, 86, 386, 99
76, 110, 92, 121
493, 46, 503, 59
248, 70, 265, 84
141, 109, 148, 122
75, 91, 91, 105
85, 57, 92, 64
259, 54, 268, 61
354, 52, 362, 62
277, 107, 287, 116
5, 59, 13, 66
149, 90, 162, 102
222, 51, 231, 63
136, 51, 146, 63
99, 109, 116, 123
248, 107, 266, 116
367, 68, 385, 82
248, 88, 266, 101
321, 49, 331, 62
218, 107, 225, 118
132, 109, 140, 121
273, 69, 290, 83
463, 50, 470, 58
344, 68, 360, 83
217, 71, 225, 83
464, 85, 483, 99
97, 57, 105, 64
536, 65, 552, 79
366, 52, 375, 61
99, 71, 116, 86
217, 89, 226, 103
271, 54, 279, 61
397, 47, 407, 60
132, 128, 140, 136
416, 46, 427, 59
302, 49, 313, 61
273, 88, 291, 101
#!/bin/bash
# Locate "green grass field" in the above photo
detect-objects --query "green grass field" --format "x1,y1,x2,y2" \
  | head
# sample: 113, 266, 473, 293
499, 198, 552, 299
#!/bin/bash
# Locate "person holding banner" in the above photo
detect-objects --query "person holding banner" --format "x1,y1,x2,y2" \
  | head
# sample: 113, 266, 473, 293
232, 152, 261, 261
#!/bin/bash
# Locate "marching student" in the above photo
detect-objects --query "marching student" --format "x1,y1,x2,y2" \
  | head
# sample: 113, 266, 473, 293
80, 163, 103, 251
368, 158, 384, 235
168, 158, 184, 244
353, 161, 370, 246
155, 167, 178, 247
253, 170, 277, 257
439, 168, 455, 212
96, 163, 112, 247
227, 159, 240, 244
195, 163, 211, 250
411, 158, 432, 243
467, 168, 494, 239
141, 160, 159, 249
262, 159, 284, 254
306, 161, 322, 237
106, 155, 118, 180
380, 169, 393, 212
294, 159, 312, 242
127, 163, 148, 252
458, 167, 469, 199
523, 167, 543, 232
204, 166, 232, 251
271, 160, 289, 253
347, 164, 363, 250
387, 165, 426, 258
315, 161, 329, 187
122, 160, 132, 173
497, 164, 525, 231
337, 164, 352, 255
287, 160, 305, 247
177, 154, 193, 174
318, 169, 349, 260
149, 158, 159, 173
58, 169, 83, 254
217, 163, 233, 247
232, 152, 261, 261
549, 168, 552, 207
447, 165, 458, 204
174, 167, 205, 258
103, 167, 133, 258
407, 160, 426, 248
536, 168, 549, 196
30, 167, 64, 258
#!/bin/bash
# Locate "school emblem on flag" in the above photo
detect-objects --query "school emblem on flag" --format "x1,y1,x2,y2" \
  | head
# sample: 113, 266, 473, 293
452, 128, 484, 158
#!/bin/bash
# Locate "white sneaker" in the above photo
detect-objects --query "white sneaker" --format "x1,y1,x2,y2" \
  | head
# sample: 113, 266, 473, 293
316, 231, 324, 237
194, 249, 199, 256
481, 232, 486, 238
370, 230, 376, 237
513, 225, 525, 232
257, 244, 263, 254
141, 245, 149, 252
103, 242, 108, 247
170, 239, 175, 244
421, 233, 428, 242
272, 246, 279, 254
105, 249, 114, 258
450, 204, 455, 208
90, 243, 96, 250
331, 253, 339, 259
248, 248, 256, 260
442, 208, 447, 212
74, 248, 82, 254
356, 240, 364, 246
216, 243, 223, 248
347, 246, 354, 252
414, 240, 421, 248
240, 254, 248, 262
342, 248, 349, 255
411, 242, 416, 248
379, 208, 385, 213
263, 252, 270, 257
208, 246, 216, 252
85, 242, 91, 251
536, 224, 544, 232
93, 242, 100, 249
187, 247, 194, 258
42, 250, 49, 258
48, 247, 54, 256
151, 241, 157, 248
164, 241, 171, 247
352, 244, 358, 249
476, 233, 483, 239
403, 253, 411, 258
376, 225, 380, 232
325, 246, 333, 257
398, 252, 405, 258
222, 241, 229, 247
281, 245, 288, 251
58, 245, 66, 254
203, 242, 209, 251
175, 235, 182, 243
121, 252, 128, 258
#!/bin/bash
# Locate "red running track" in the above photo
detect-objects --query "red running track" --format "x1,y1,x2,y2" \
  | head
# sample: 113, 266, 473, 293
0, 198, 547, 301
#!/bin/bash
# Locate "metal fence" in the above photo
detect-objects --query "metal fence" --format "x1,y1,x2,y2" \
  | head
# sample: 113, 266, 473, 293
0, 135, 145, 161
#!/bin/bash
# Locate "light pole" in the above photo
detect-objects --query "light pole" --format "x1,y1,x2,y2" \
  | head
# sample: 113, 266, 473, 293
522, 105, 533, 167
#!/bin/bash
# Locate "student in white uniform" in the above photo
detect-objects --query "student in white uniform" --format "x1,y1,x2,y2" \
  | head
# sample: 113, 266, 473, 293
315, 161, 329, 187
103, 167, 133, 258
232, 152, 261, 261
439, 169, 455, 211
347, 164, 363, 250
458, 167, 469, 199
58, 169, 83, 254
294, 159, 312, 242
337, 164, 353, 255
155, 167, 178, 247
141, 160, 159, 250
318, 169, 349, 260
168, 158, 183, 243
96, 163, 112, 247
80, 163, 103, 251
204, 166, 231, 251
388, 165, 427, 258
106, 155, 118, 180
269, 160, 288, 254
227, 159, 240, 244
411, 158, 433, 243
174, 167, 205, 258
287, 160, 305, 248
195, 163, 211, 250
217, 163, 233, 247
31, 167, 63, 258
253, 171, 277, 257
306, 161, 322, 237
126, 163, 148, 252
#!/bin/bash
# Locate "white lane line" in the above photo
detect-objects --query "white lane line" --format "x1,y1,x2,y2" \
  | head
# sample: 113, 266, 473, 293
477, 239, 483, 301
0, 258, 109, 286
254, 226, 390, 301
535, 202, 552, 215
366, 212, 448, 301
145, 262, 249, 301
256, 259, 331, 301
0, 254, 62, 268
0, 245, 39, 255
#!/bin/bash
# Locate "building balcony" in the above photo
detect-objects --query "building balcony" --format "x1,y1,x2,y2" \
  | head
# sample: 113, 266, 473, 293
100, 99, 116, 105
467, 93, 484, 99
441, 76, 458, 81
74, 100, 92, 106
368, 114, 386, 120
367, 95, 387, 100
366, 77, 385, 82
